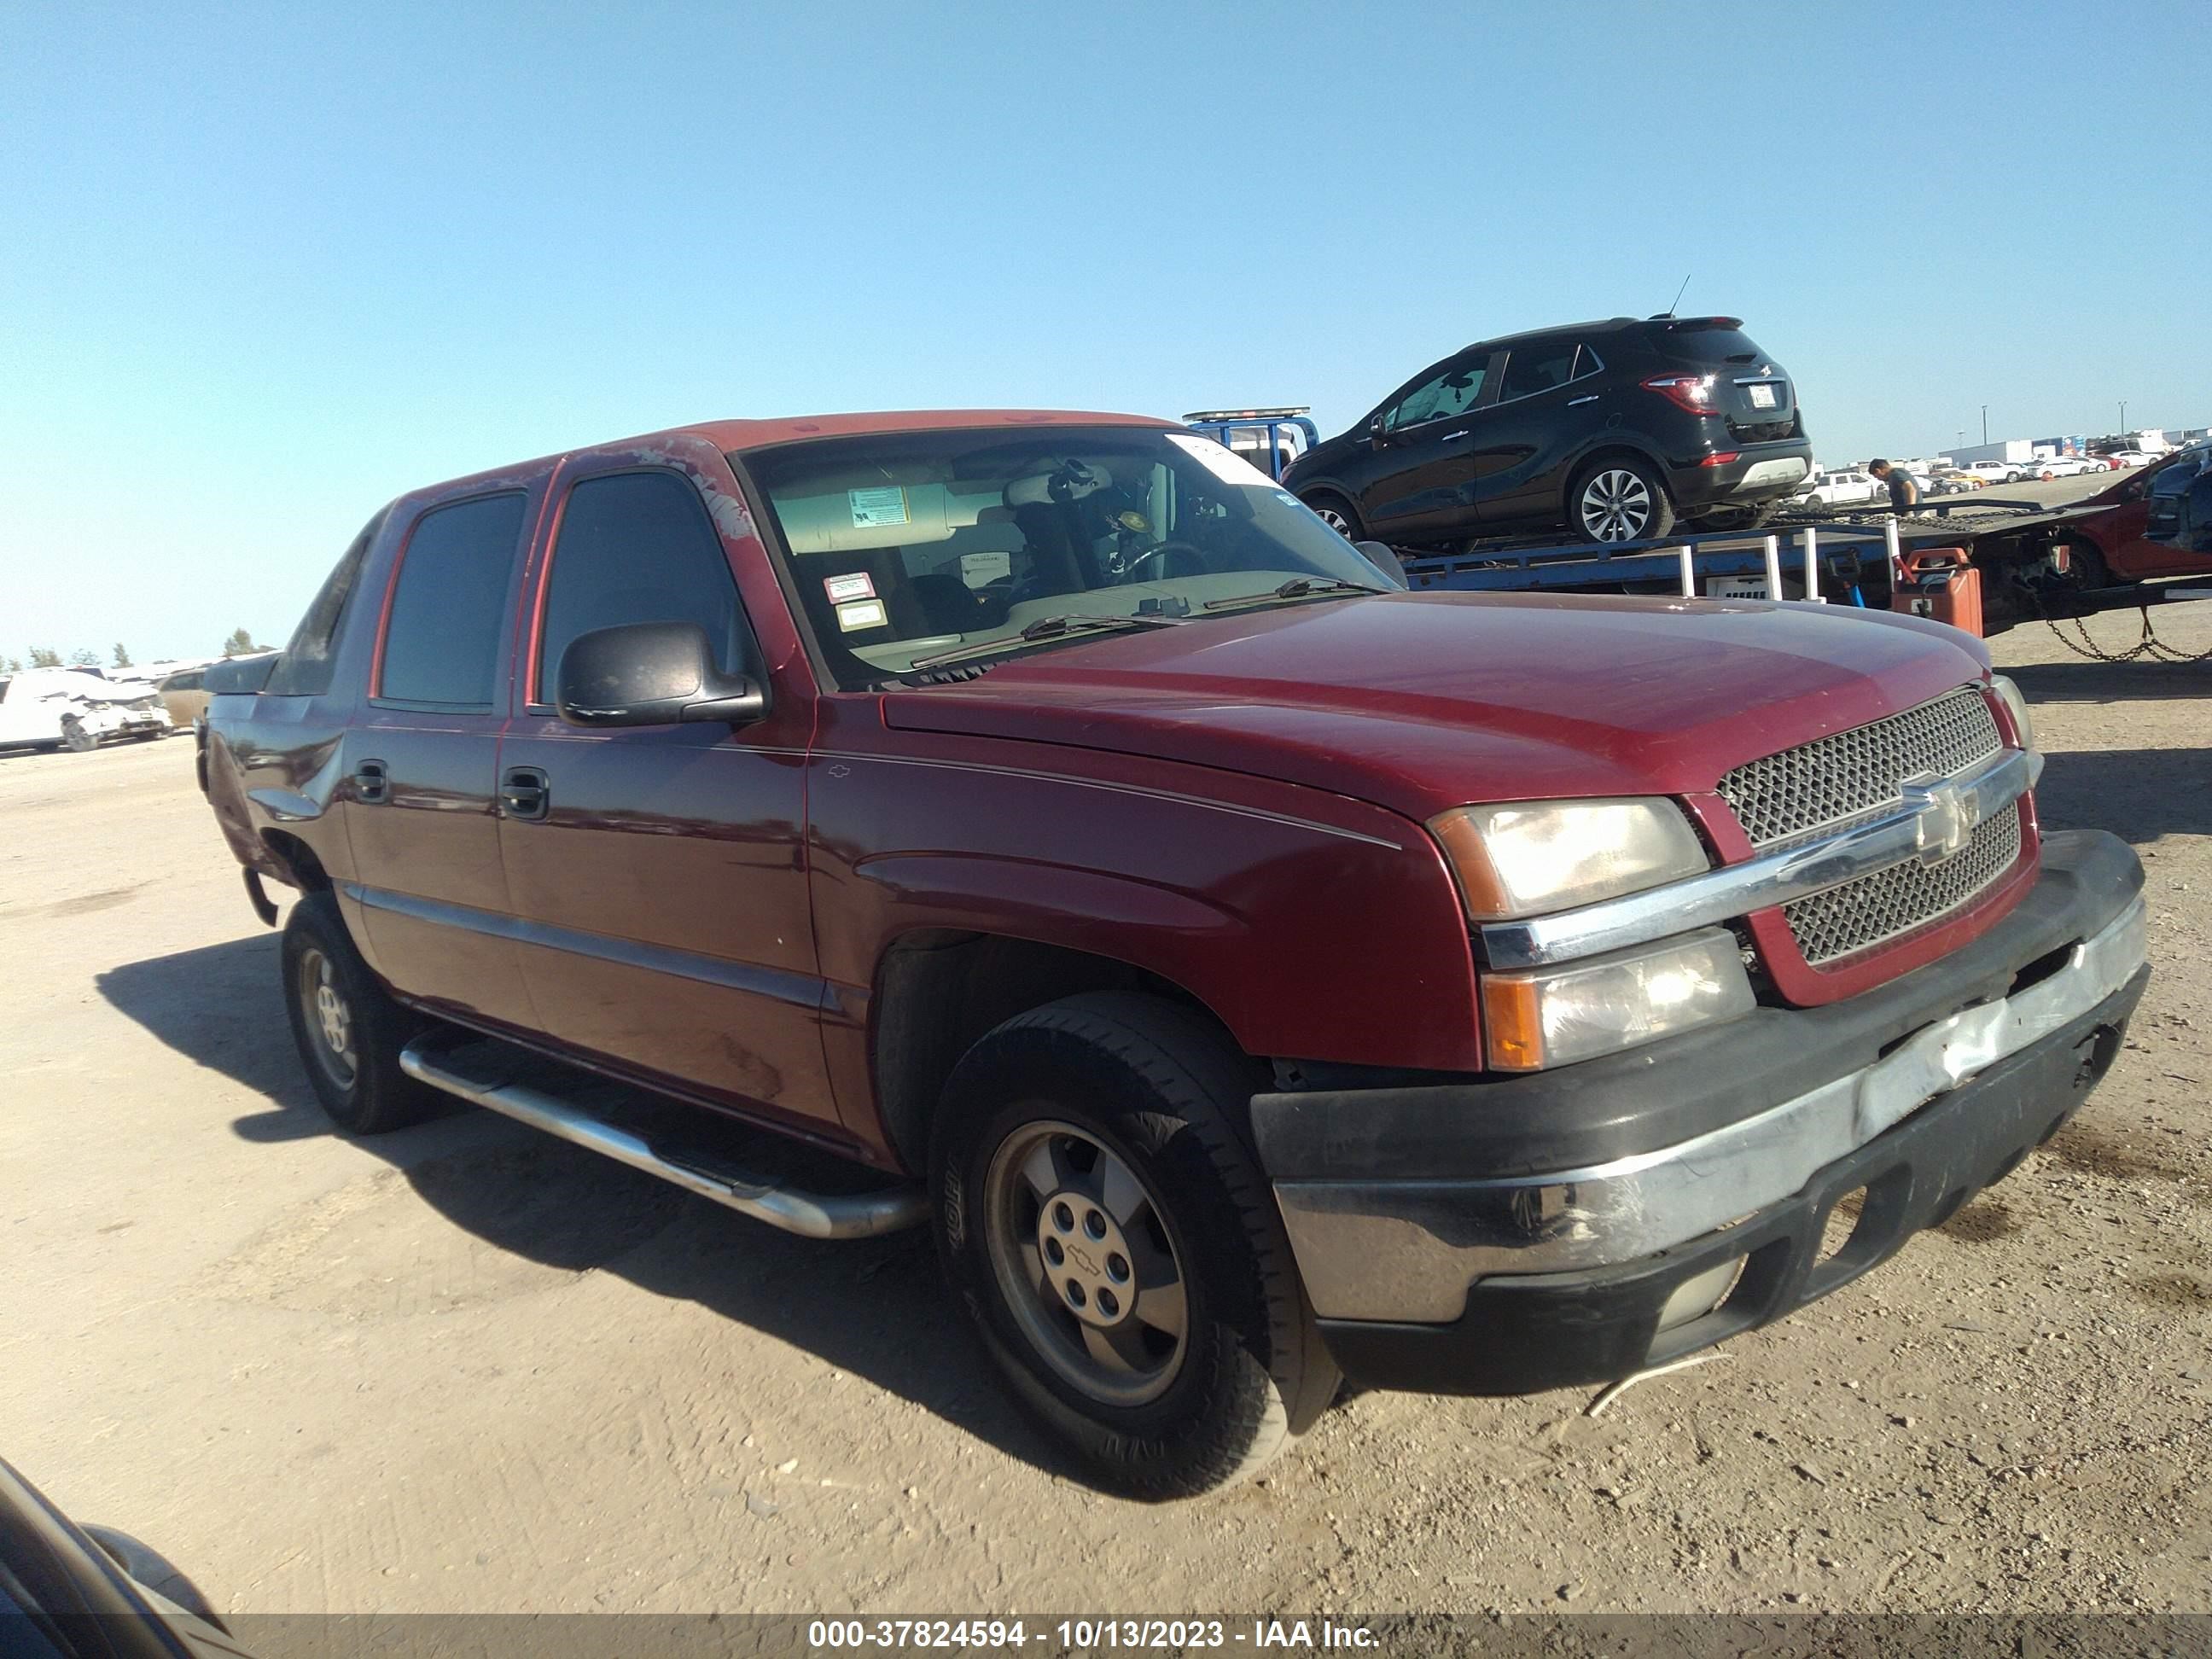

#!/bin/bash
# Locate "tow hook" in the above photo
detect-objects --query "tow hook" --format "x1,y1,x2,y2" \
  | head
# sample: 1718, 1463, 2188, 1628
243, 870, 279, 928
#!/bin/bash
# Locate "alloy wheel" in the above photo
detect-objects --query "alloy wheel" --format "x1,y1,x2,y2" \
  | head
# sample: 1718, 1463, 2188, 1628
1312, 504, 1353, 538
296, 946, 357, 1090
1580, 469, 1656, 542
982, 1119, 1189, 1407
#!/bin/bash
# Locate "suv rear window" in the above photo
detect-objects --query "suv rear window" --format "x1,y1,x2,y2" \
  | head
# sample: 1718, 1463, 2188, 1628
1652, 324, 1766, 364
378, 493, 527, 707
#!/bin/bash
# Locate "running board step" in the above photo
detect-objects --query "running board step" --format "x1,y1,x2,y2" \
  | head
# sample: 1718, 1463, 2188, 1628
399, 1037, 928, 1241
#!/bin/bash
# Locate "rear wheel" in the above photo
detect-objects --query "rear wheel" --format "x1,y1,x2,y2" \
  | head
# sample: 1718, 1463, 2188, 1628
281, 892, 439, 1135
932, 993, 1336, 1499
1301, 492, 1363, 540
61, 717, 97, 753
1570, 457, 1674, 544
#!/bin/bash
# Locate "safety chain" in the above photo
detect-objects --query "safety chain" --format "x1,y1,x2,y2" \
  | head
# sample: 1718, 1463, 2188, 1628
2039, 607, 2212, 664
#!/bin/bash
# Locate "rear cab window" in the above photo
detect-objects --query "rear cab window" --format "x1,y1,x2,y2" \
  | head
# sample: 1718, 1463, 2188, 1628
264, 514, 382, 697
375, 493, 529, 707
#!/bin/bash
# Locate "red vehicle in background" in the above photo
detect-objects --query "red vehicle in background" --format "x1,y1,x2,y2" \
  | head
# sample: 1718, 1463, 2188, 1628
2065, 445, 2212, 583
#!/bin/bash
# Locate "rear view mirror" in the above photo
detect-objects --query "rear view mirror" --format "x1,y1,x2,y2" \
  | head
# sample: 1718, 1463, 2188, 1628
1353, 541, 1409, 589
556, 621, 768, 729
1368, 414, 1388, 446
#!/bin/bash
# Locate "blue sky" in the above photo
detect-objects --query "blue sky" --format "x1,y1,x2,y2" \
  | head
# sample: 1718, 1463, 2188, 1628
4, 1, 2207, 664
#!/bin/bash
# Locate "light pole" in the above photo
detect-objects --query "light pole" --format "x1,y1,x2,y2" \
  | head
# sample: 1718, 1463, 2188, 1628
2119, 400, 2128, 433
1981, 405, 1989, 445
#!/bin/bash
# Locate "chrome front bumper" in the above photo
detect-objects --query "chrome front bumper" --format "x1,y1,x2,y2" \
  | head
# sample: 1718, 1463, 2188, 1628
1272, 891, 2147, 1324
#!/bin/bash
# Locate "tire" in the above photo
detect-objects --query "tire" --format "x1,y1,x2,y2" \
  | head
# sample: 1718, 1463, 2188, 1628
61, 717, 97, 753
931, 992, 1337, 1499
280, 892, 439, 1135
1569, 456, 1675, 544
1300, 491, 1363, 540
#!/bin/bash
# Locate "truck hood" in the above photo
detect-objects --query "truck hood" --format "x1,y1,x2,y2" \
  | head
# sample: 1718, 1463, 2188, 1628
879, 592, 1992, 823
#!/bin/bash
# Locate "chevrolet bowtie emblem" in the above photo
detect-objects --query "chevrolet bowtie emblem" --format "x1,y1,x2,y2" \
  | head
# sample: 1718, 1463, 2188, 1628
1901, 773, 1973, 864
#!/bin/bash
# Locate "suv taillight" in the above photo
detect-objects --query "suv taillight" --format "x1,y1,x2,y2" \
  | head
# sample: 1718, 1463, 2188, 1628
1641, 373, 1720, 416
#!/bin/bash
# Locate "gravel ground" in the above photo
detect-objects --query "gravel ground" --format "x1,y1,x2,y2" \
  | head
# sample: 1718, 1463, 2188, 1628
0, 597, 2205, 1621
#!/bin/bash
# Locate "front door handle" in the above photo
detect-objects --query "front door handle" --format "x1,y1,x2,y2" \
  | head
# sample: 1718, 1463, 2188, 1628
1441, 429, 1471, 443
353, 760, 387, 805
500, 766, 550, 822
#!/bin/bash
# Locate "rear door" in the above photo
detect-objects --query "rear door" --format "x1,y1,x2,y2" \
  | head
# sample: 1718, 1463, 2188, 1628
346, 481, 544, 1030
1358, 351, 1499, 537
1468, 339, 1604, 523
494, 437, 841, 1134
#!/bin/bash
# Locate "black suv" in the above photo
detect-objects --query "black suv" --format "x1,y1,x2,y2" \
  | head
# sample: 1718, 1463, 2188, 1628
1284, 316, 1813, 547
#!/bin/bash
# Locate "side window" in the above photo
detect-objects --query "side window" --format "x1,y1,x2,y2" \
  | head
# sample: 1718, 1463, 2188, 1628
377, 493, 527, 707
1569, 344, 1604, 381
264, 514, 381, 697
537, 471, 754, 697
1499, 343, 1579, 401
1383, 358, 1489, 432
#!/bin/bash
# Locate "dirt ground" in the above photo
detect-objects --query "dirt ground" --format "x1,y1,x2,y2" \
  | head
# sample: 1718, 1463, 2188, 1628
1, 597, 2207, 1621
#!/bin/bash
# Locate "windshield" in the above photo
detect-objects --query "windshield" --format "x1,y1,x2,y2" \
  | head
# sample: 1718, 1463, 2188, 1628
738, 427, 1395, 689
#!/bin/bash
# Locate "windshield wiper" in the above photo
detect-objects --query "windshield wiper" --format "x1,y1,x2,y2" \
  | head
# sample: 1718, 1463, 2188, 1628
905, 612, 1190, 672
1201, 576, 1389, 613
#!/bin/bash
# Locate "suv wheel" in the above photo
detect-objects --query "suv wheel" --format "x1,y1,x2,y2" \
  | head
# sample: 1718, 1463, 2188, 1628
1301, 492, 1363, 540
61, 717, 98, 753
1571, 458, 1674, 543
932, 992, 1336, 1499
282, 892, 439, 1135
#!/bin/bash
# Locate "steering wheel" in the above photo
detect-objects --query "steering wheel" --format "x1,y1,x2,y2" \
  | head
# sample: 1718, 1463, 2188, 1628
1118, 540, 1208, 583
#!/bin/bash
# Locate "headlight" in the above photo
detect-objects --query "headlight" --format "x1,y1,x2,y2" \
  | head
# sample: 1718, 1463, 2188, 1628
1481, 928, 1755, 1072
1429, 798, 1709, 919
1989, 674, 2033, 749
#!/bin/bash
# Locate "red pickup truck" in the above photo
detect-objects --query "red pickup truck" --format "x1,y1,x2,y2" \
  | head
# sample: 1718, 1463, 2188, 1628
201, 410, 2149, 1497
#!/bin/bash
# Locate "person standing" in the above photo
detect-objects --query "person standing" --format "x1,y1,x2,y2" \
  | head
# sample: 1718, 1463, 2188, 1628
1868, 459, 1918, 514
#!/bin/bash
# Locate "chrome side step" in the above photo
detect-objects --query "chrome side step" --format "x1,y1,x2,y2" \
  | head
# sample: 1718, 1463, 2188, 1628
399, 1039, 928, 1241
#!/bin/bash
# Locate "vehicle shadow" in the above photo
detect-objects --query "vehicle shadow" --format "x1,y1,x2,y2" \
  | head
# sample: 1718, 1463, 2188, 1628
95, 935, 1065, 1483
2032, 747, 2212, 845
2005, 654, 2212, 705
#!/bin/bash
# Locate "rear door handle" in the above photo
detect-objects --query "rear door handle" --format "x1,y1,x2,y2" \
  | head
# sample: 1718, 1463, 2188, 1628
500, 766, 550, 822
353, 760, 387, 805
1567, 395, 1599, 407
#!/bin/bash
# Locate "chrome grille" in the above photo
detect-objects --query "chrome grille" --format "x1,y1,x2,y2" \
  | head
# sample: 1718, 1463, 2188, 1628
1782, 807, 2023, 965
1716, 687, 2002, 850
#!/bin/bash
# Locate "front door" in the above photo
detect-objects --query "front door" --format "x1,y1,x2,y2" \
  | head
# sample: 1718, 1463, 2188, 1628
1359, 352, 1498, 538
494, 444, 838, 1135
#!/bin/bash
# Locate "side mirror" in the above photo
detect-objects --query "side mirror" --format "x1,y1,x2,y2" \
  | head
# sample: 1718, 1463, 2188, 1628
1353, 540, 1409, 589
556, 621, 768, 729
1368, 414, 1388, 447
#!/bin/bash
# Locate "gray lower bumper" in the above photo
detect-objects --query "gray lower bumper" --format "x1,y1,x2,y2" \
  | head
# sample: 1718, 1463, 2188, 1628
1272, 889, 2146, 1323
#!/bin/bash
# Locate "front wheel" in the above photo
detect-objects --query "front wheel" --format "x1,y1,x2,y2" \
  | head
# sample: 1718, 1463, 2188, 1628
61, 717, 98, 753
1301, 492, 1363, 541
932, 993, 1336, 1499
1570, 457, 1675, 544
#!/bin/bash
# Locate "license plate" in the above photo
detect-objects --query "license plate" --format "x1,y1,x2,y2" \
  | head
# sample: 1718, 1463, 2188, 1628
1749, 383, 1779, 409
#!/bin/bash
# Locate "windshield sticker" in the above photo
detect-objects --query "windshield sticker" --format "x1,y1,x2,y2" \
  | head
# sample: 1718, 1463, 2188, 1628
848, 486, 910, 528
1273, 490, 1301, 507
824, 572, 876, 603
1167, 432, 1272, 489
835, 599, 888, 632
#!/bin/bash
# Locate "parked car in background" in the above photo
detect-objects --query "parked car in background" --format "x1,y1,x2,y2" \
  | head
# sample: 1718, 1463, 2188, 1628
0, 667, 171, 753
1927, 468, 1981, 493
1284, 315, 1812, 546
2055, 445, 2212, 583
155, 664, 218, 729
198, 407, 2145, 1497
2100, 450, 2151, 469
1796, 468, 1883, 507
1961, 462, 2023, 486
2029, 455, 2104, 480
